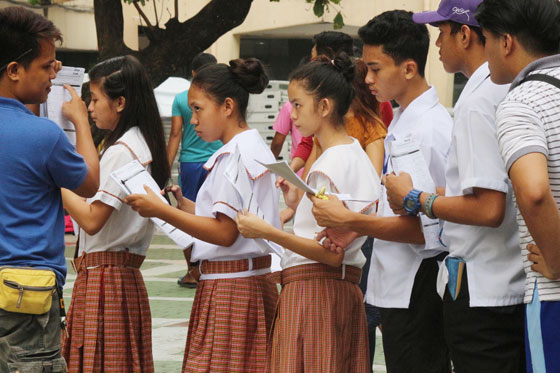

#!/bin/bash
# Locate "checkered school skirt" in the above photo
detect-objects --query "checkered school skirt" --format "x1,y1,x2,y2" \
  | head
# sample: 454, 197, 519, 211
183, 255, 278, 373
62, 250, 153, 373
267, 263, 370, 373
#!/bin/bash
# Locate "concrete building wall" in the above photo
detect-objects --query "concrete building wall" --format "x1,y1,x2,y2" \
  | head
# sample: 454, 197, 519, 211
122, 0, 454, 107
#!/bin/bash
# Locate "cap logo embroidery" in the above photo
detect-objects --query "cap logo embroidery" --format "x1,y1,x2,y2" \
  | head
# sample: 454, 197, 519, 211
451, 7, 470, 21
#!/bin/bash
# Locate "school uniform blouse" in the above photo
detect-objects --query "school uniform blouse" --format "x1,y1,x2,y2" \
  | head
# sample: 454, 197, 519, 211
191, 129, 281, 262
438, 63, 524, 307
281, 138, 381, 270
366, 87, 452, 309
78, 127, 155, 256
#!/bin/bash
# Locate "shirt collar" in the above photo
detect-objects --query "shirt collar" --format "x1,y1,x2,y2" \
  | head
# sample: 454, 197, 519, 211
510, 53, 560, 90
204, 129, 268, 178
0, 96, 34, 115
455, 62, 491, 107
389, 86, 439, 136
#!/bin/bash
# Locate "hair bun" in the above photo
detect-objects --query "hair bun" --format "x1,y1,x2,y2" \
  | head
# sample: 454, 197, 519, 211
332, 52, 355, 83
228, 58, 269, 94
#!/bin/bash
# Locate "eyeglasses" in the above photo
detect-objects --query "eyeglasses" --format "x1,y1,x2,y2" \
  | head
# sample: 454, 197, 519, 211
0, 49, 34, 72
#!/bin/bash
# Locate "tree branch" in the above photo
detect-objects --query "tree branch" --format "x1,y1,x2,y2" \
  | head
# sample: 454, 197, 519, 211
133, 1, 154, 30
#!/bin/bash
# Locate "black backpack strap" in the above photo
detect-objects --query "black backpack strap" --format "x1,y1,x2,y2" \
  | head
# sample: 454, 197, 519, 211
520, 73, 560, 89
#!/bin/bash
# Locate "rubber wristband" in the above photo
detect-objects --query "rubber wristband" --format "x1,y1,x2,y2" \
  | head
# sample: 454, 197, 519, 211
425, 194, 439, 219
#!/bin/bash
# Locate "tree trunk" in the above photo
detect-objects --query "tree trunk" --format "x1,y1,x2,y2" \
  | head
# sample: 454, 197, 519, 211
93, 0, 253, 87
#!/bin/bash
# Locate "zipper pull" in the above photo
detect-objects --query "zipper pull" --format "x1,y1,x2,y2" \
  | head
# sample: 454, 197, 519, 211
17, 287, 23, 308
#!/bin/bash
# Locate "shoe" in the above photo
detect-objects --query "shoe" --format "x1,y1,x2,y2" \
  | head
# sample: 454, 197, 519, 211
177, 272, 198, 288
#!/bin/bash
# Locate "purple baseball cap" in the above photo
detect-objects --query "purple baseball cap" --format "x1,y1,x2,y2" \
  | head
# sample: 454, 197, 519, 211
412, 0, 483, 27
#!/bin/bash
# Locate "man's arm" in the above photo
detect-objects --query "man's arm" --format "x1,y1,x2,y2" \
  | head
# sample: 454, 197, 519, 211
384, 172, 506, 228
509, 153, 560, 276
167, 116, 183, 167
309, 194, 425, 244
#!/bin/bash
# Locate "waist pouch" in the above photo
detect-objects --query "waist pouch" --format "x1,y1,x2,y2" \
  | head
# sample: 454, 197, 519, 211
0, 267, 57, 315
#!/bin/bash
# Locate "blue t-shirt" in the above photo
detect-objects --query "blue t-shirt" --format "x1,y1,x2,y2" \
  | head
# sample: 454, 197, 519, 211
0, 97, 88, 286
172, 89, 222, 163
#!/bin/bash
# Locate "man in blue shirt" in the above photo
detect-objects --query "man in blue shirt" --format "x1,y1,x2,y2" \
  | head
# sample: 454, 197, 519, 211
0, 7, 99, 371
167, 53, 222, 288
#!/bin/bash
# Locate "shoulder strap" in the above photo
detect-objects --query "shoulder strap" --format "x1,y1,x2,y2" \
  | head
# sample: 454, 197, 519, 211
520, 73, 560, 89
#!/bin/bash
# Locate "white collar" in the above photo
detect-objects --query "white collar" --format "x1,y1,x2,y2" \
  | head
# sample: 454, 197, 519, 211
389, 86, 439, 137
455, 62, 491, 108
204, 129, 269, 178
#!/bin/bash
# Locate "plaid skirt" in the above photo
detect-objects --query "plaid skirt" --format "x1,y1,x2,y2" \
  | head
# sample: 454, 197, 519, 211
62, 251, 153, 373
268, 263, 370, 373
183, 255, 278, 373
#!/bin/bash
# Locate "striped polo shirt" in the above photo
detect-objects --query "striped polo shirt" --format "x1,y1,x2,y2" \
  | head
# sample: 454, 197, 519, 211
496, 54, 560, 303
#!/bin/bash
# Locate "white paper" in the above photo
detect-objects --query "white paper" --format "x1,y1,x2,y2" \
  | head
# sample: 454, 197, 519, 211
256, 159, 374, 203
45, 66, 85, 145
224, 145, 284, 257
110, 160, 194, 249
387, 136, 440, 249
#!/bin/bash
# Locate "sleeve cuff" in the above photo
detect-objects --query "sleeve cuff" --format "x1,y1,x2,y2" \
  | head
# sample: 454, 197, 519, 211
91, 190, 123, 210
212, 201, 239, 220
505, 146, 548, 173
460, 178, 509, 195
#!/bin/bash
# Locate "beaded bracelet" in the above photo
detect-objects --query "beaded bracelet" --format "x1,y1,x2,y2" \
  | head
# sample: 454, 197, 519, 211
424, 193, 439, 219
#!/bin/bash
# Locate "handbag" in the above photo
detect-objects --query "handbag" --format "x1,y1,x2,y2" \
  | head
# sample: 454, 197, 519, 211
0, 267, 57, 315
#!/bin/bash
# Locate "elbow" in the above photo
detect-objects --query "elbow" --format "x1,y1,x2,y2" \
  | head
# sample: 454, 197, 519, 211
81, 221, 104, 236
217, 231, 239, 247
482, 209, 505, 228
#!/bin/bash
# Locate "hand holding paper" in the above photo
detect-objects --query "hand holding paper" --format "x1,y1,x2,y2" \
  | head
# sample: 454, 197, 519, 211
384, 172, 414, 215
235, 210, 272, 239
126, 185, 167, 218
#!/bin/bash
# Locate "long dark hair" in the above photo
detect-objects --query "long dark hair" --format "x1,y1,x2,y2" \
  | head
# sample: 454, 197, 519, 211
191, 58, 269, 122
351, 59, 386, 131
289, 53, 355, 126
88, 55, 170, 188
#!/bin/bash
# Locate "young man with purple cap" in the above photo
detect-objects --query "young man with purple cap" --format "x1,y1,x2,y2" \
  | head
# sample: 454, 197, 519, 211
476, 0, 560, 371
383, 0, 526, 371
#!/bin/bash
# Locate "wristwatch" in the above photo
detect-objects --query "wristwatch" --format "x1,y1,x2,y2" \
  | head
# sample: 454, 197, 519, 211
403, 189, 422, 216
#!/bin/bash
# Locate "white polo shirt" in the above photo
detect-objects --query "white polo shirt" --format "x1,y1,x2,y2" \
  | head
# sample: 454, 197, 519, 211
191, 129, 281, 262
366, 87, 452, 308
79, 127, 155, 256
281, 138, 381, 270
438, 63, 524, 307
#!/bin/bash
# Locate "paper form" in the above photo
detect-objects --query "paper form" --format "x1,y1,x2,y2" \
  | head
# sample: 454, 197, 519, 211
387, 136, 440, 250
110, 160, 194, 249
224, 145, 284, 257
45, 66, 85, 145
256, 160, 374, 203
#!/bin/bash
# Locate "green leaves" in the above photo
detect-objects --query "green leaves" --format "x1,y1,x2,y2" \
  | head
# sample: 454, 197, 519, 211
313, 0, 325, 17
333, 11, 344, 29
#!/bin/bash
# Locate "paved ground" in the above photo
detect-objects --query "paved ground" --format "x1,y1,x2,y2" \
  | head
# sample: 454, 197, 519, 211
64, 233, 387, 372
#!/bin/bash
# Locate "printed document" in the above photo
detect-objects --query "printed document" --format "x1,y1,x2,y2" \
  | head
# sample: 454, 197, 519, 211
110, 160, 194, 249
224, 145, 284, 257
45, 66, 85, 145
387, 135, 440, 250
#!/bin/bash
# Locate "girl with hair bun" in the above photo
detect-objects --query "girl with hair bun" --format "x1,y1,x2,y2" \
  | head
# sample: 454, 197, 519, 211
236, 53, 381, 372
61, 55, 170, 372
125, 58, 280, 373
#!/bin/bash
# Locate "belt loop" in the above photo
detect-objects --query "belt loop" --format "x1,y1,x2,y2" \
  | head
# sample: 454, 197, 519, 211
199, 260, 206, 275
341, 264, 346, 280
124, 248, 130, 267
248, 257, 253, 271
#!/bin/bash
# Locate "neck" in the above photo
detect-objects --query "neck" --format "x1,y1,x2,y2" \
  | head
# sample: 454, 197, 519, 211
509, 50, 549, 81
462, 47, 487, 78
0, 80, 18, 101
395, 77, 430, 111
315, 120, 352, 151
221, 120, 249, 144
